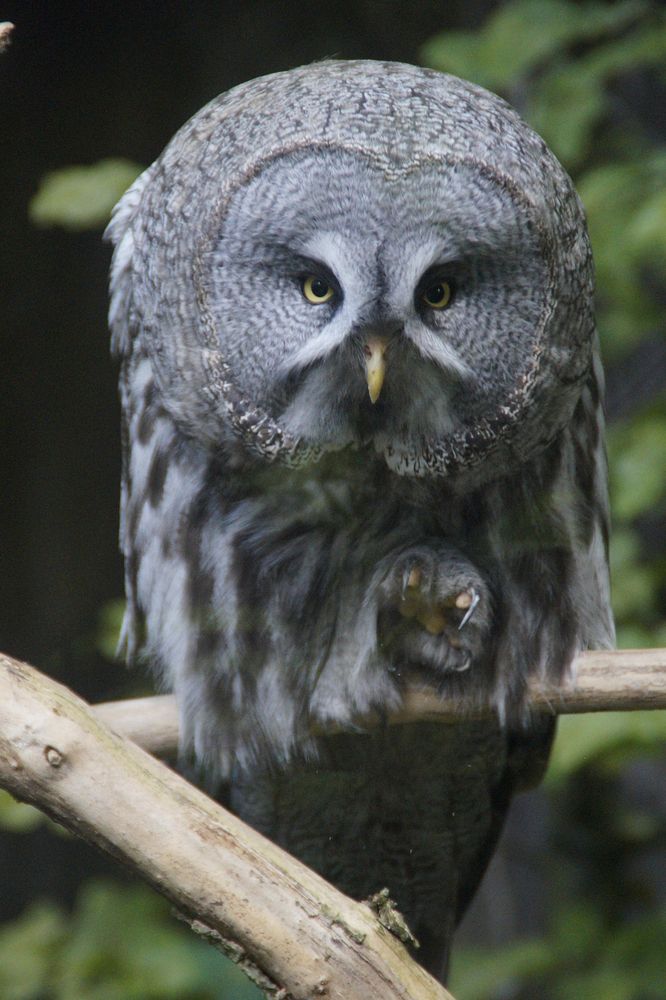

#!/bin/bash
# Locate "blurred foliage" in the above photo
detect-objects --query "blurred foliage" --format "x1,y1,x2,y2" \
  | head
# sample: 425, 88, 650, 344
549, 710, 666, 780
11, 1, 665, 998
0, 881, 262, 1000
29, 159, 143, 231
451, 905, 666, 1000
426, 2, 666, 996
96, 598, 127, 662
0, 790, 44, 834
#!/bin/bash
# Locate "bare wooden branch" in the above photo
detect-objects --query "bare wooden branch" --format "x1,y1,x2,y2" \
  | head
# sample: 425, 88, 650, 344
96, 693, 179, 757
0, 652, 453, 1000
0, 21, 14, 53
94, 648, 666, 757
2, 648, 663, 995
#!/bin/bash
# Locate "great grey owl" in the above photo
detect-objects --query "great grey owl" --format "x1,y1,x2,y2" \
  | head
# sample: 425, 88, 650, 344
107, 60, 614, 981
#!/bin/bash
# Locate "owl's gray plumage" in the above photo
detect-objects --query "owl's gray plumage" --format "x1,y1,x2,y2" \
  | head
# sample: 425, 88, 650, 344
108, 60, 614, 981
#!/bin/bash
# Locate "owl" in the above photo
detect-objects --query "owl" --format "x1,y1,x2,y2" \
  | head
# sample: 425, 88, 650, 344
107, 61, 614, 981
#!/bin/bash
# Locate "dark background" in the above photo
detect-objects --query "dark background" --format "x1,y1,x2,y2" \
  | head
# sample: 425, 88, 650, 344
1, 2, 664, 995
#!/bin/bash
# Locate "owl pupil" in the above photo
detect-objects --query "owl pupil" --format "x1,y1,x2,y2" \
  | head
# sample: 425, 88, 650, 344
302, 275, 335, 304
423, 280, 452, 309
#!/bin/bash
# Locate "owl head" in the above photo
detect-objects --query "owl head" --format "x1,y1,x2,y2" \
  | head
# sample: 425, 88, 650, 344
109, 60, 594, 483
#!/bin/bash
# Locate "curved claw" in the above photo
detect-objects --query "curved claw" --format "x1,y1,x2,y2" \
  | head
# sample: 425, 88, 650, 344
401, 565, 421, 597
458, 589, 480, 630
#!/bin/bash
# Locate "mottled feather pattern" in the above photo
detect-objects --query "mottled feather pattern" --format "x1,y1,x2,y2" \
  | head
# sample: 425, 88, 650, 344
118, 347, 612, 772
108, 61, 614, 981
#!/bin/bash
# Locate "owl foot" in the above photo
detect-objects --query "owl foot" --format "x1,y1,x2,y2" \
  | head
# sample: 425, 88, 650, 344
400, 565, 480, 638
376, 545, 492, 679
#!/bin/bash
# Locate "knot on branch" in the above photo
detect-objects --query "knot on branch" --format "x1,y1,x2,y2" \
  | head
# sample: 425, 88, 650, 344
368, 887, 420, 949
45, 746, 64, 768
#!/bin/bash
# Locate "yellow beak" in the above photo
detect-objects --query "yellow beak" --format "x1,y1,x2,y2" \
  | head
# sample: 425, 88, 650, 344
364, 337, 388, 404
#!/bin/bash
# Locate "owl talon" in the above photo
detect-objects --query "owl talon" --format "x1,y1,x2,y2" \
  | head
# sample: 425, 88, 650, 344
402, 566, 422, 598
458, 589, 480, 630
377, 544, 492, 680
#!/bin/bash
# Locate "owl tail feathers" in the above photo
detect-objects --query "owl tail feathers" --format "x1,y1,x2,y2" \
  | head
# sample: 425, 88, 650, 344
173, 669, 323, 787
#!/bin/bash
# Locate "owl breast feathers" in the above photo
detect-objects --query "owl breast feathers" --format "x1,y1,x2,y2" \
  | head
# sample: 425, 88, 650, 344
107, 58, 614, 978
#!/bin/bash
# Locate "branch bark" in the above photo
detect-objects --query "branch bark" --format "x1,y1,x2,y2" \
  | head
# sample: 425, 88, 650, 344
94, 647, 666, 757
1, 648, 664, 997
0, 21, 14, 53
0, 652, 453, 1000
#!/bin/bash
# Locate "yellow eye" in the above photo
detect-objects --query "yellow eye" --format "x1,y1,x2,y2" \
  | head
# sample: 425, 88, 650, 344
302, 275, 335, 304
422, 281, 453, 310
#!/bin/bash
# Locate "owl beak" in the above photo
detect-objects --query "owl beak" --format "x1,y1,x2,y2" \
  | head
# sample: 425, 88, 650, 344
363, 337, 388, 404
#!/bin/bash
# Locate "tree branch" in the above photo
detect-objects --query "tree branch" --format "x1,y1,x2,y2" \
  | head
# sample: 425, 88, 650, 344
0, 21, 14, 53
0, 652, 453, 1000
94, 647, 666, 757
2, 648, 663, 996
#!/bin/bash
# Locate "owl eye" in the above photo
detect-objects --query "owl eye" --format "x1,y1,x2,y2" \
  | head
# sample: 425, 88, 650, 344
302, 275, 335, 304
422, 280, 453, 310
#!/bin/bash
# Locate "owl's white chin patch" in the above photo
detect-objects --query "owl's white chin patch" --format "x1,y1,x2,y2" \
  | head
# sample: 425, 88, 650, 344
277, 355, 460, 464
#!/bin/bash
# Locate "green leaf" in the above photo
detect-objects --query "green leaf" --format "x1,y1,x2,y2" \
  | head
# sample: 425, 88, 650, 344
581, 164, 641, 272
550, 901, 604, 959
609, 414, 666, 521
616, 622, 666, 649
97, 598, 125, 661
55, 882, 200, 998
51, 880, 262, 1000
449, 936, 555, 999
628, 186, 666, 266
609, 528, 658, 623
29, 159, 143, 231
581, 17, 666, 80
0, 882, 263, 1000
421, 0, 648, 92
607, 914, 666, 993
553, 911, 666, 999
0, 790, 44, 833
548, 711, 666, 781
526, 60, 606, 166
579, 156, 666, 357
0, 902, 67, 1000
450, 909, 666, 1000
